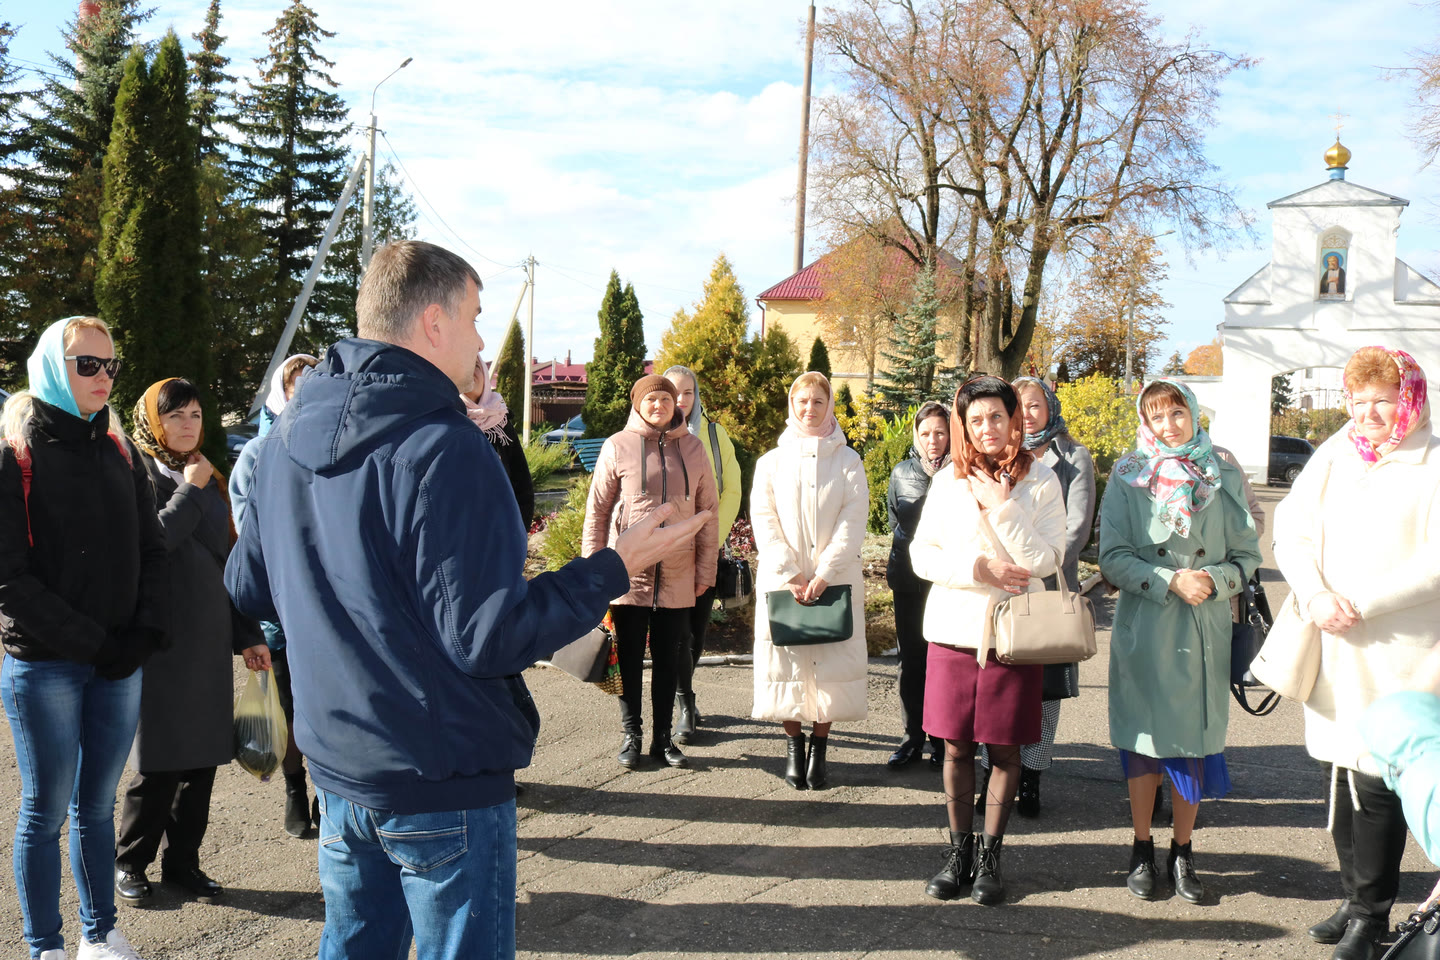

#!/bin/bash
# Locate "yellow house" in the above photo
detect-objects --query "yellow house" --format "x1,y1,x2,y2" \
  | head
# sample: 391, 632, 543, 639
755, 246, 967, 398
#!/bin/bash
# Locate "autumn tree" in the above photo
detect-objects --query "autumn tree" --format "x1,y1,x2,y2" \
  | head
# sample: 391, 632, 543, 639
808, 337, 832, 379
1184, 339, 1223, 377
1056, 227, 1169, 383
1055, 373, 1137, 473
814, 0, 1249, 378
811, 230, 926, 388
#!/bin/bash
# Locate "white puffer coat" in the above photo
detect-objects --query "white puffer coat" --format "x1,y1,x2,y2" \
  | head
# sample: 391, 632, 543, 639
750, 421, 869, 723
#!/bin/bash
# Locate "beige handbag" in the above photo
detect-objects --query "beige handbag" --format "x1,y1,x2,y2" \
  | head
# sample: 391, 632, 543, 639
1248, 591, 1321, 702
979, 514, 1097, 667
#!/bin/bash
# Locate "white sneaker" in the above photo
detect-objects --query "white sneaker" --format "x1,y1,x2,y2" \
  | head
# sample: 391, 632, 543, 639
75, 929, 143, 960
39, 950, 67, 960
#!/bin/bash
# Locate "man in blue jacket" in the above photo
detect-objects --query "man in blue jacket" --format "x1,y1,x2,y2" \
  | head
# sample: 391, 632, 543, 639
225, 240, 709, 960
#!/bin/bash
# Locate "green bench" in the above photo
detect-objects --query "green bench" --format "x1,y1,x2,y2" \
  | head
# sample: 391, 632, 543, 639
570, 438, 608, 473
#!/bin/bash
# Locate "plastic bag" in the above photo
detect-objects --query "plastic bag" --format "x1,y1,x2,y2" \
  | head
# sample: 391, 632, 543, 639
233, 669, 288, 781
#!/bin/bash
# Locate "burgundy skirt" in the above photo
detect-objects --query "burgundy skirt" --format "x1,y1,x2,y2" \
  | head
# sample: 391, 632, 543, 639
923, 643, 1042, 744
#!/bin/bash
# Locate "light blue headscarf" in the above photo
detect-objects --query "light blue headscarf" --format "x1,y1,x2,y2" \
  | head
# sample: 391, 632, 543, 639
27, 316, 97, 421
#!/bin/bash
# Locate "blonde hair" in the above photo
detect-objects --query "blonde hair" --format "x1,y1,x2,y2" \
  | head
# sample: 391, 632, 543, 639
4, 317, 121, 443
790, 371, 831, 400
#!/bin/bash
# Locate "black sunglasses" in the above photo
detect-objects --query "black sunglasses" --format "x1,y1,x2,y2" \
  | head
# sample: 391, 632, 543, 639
64, 354, 123, 379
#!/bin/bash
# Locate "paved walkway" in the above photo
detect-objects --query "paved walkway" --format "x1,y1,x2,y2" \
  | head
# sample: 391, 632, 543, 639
2, 486, 1436, 958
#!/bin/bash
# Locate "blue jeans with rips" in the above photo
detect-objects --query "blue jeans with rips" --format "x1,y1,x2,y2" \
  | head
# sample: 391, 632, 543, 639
315, 789, 518, 960
1, 655, 143, 957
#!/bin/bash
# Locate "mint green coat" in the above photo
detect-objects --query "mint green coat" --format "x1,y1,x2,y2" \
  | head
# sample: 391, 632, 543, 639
1100, 458, 1262, 759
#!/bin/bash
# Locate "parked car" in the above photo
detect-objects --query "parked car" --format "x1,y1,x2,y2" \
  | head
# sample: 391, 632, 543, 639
541, 414, 585, 446
1269, 434, 1314, 485
225, 415, 261, 464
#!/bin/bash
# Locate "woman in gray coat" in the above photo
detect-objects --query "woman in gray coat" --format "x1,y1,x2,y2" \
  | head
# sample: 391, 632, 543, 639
114, 378, 266, 905
978, 378, 1095, 816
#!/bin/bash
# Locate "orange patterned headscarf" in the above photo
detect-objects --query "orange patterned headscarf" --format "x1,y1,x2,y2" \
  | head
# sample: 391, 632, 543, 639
950, 376, 1032, 484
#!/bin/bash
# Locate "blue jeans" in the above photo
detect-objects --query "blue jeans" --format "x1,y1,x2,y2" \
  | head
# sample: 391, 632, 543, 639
316, 789, 518, 960
1, 655, 143, 957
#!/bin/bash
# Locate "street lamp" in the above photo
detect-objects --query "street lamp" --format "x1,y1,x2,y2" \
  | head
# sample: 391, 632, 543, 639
1123, 228, 1175, 394
361, 57, 413, 271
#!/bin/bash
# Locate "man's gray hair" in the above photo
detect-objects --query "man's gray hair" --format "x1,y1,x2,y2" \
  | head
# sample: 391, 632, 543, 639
355, 240, 482, 342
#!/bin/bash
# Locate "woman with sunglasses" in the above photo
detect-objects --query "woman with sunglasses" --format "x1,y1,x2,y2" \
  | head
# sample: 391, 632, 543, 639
113, 378, 267, 908
0, 317, 168, 960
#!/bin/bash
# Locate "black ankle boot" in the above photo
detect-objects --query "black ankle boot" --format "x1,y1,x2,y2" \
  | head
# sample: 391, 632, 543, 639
1308, 902, 1352, 944
1332, 917, 1383, 960
1016, 766, 1041, 818
1167, 839, 1204, 903
806, 735, 829, 790
785, 734, 807, 789
974, 764, 991, 814
971, 833, 1005, 905
284, 771, 312, 838
1127, 837, 1158, 900
617, 733, 642, 769
648, 733, 689, 768
674, 693, 697, 745
925, 831, 974, 901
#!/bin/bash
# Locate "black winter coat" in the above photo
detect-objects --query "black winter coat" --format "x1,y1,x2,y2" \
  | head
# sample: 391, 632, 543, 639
0, 399, 168, 663
491, 422, 535, 530
886, 448, 938, 593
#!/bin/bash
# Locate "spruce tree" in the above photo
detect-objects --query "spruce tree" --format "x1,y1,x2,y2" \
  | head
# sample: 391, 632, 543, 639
877, 261, 953, 412
7, 1, 152, 331
582, 271, 633, 438
0, 19, 32, 386
233, 0, 352, 357
188, 0, 235, 161
98, 34, 222, 464
1162, 350, 1185, 376
493, 317, 527, 418
808, 336, 831, 379
325, 159, 418, 332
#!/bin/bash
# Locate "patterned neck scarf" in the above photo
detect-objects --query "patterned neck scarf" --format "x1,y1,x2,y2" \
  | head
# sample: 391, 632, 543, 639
1345, 347, 1429, 465
1013, 377, 1067, 451
1113, 378, 1221, 538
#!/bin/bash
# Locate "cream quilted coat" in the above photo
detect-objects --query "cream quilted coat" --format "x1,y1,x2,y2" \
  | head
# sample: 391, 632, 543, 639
750, 421, 869, 723
1273, 419, 1440, 775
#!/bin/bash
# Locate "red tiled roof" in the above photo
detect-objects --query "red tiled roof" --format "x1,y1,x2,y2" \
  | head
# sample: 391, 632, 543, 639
756, 261, 825, 302
528, 359, 653, 385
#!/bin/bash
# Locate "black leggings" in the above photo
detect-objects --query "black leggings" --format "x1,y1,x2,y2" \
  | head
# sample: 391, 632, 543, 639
611, 605, 689, 737
675, 587, 717, 696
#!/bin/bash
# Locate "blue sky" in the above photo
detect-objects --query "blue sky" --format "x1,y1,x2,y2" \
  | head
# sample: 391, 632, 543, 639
4, 0, 1439, 371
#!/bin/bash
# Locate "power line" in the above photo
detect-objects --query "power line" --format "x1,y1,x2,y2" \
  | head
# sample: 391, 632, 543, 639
378, 131, 522, 270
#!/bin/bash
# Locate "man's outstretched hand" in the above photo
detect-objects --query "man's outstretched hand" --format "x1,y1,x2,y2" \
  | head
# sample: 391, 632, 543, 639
612, 504, 714, 577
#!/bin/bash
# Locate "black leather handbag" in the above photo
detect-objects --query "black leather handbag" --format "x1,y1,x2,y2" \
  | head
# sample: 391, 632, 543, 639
1231, 577, 1279, 717
717, 548, 753, 609
1382, 883, 1440, 960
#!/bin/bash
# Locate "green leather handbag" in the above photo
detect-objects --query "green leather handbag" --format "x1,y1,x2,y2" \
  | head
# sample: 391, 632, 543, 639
766, 585, 853, 646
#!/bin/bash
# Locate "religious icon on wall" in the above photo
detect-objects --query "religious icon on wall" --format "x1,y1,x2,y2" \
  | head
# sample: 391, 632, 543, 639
1319, 250, 1347, 299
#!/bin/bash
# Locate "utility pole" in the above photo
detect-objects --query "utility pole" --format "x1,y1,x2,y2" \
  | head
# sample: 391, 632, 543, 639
361, 57, 412, 271
522, 256, 537, 444
793, 2, 816, 273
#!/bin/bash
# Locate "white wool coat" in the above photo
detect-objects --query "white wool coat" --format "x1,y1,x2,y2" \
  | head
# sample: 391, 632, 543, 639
909, 462, 1066, 657
1273, 419, 1440, 775
750, 422, 869, 723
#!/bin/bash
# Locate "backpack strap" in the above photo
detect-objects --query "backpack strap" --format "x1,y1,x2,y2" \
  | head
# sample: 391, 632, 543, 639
707, 420, 723, 496
7, 438, 33, 548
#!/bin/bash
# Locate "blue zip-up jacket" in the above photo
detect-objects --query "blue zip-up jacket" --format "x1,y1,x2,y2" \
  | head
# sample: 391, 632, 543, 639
225, 338, 630, 814
1362, 690, 1440, 865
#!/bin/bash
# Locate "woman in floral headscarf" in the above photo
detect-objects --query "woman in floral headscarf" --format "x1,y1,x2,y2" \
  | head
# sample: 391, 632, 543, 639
1274, 347, 1440, 960
1100, 378, 1261, 905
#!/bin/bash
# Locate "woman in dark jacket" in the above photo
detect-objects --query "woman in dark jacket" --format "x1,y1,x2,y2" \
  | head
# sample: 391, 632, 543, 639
463, 353, 534, 529
885, 401, 950, 768
113, 378, 268, 907
0, 316, 167, 960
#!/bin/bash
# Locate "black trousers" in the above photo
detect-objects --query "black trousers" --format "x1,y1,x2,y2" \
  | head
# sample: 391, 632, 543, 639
1332, 767, 1410, 924
611, 605, 688, 737
675, 587, 718, 697
894, 585, 930, 740
115, 766, 218, 872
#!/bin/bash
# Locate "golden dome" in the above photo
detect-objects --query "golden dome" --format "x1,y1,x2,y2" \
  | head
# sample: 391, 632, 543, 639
1326, 139, 1352, 169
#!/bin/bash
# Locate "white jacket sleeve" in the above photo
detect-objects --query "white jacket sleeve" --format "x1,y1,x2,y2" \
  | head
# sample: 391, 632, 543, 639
910, 473, 982, 590
988, 474, 1066, 580
1273, 448, 1333, 612
750, 452, 802, 584
815, 453, 868, 585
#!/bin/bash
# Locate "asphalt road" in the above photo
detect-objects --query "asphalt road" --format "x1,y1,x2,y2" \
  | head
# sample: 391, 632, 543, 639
2, 484, 1435, 959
